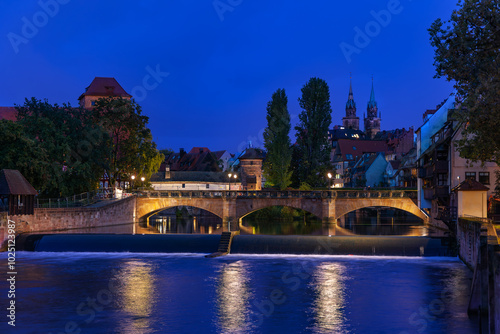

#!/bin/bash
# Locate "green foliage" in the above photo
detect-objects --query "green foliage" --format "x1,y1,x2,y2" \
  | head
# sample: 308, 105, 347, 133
429, 0, 500, 165
293, 77, 333, 187
298, 182, 312, 191
263, 88, 293, 190
92, 98, 164, 185
5, 98, 110, 197
159, 148, 174, 157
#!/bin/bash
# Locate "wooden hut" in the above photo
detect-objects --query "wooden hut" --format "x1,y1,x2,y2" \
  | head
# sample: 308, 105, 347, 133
0, 169, 38, 215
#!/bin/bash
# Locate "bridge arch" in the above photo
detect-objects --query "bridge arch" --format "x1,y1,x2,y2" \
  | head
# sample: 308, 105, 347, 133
136, 197, 224, 222
237, 204, 321, 222
235, 198, 324, 222
334, 198, 428, 222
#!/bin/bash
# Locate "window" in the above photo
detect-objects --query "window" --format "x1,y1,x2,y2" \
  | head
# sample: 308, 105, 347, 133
465, 172, 476, 181
437, 173, 447, 186
479, 172, 490, 185
346, 154, 353, 160
352, 146, 357, 150
206, 184, 210, 189
182, 184, 185, 188
91, 101, 96, 106
336, 174, 341, 179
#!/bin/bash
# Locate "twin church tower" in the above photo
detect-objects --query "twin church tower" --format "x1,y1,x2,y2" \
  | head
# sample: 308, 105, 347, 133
341, 77, 381, 139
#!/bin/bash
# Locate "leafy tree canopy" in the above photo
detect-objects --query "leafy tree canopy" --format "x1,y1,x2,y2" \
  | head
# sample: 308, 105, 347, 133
263, 88, 293, 190
429, 0, 500, 164
92, 98, 164, 185
293, 77, 333, 187
3, 98, 111, 197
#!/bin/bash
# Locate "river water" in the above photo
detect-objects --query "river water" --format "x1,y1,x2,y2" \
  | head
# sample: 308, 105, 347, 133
0, 252, 478, 333
148, 208, 446, 237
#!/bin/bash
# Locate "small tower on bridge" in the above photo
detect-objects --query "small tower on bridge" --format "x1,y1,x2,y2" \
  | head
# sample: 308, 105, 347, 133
239, 148, 265, 191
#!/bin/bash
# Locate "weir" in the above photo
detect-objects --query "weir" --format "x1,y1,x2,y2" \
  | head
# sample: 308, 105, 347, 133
18, 233, 454, 257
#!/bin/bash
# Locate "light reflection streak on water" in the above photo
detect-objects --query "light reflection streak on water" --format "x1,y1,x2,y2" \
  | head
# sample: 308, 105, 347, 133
115, 260, 156, 333
216, 261, 251, 333
310, 262, 347, 334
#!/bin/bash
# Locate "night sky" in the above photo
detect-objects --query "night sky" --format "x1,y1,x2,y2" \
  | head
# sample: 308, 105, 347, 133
1, 0, 457, 153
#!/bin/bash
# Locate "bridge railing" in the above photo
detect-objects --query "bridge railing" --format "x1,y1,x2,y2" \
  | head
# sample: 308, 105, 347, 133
135, 189, 417, 199
35, 188, 119, 209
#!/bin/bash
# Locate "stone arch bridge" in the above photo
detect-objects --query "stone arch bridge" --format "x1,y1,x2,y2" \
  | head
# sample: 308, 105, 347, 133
136, 190, 428, 229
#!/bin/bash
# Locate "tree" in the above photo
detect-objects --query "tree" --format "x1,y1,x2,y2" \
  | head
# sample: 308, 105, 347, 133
429, 0, 500, 164
92, 97, 163, 185
8, 98, 110, 197
263, 88, 293, 190
294, 77, 333, 187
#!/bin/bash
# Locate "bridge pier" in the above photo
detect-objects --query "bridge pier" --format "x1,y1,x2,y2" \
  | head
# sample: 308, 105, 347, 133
321, 198, 337, 225
222, 197, 238, 232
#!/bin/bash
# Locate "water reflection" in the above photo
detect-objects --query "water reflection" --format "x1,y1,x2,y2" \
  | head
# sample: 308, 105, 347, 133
149, 208, 442, 236
310, 263, 347, 333
149, 215, 222, 234
115, 260, 156, 333
216, 261, 251, 333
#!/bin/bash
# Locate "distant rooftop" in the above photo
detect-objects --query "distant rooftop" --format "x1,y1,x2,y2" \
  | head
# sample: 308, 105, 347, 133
78, 77, 131, 100
0, 107, 17, 121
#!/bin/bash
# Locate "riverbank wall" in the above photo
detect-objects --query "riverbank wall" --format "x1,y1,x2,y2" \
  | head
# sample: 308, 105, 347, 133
0, 197, 136, 248
457, 217, 500, 333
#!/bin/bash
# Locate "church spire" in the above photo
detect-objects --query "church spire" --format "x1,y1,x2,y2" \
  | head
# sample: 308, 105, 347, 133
364, 76, 381, 139
367, 76, 377, 109
346, 73, 355, 109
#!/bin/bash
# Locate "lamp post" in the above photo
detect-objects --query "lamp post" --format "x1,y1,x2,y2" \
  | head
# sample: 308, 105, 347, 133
327, 172, 333, 190
140, 176, 145, 189
228, 173, 238, 190
130, 175, 136, 190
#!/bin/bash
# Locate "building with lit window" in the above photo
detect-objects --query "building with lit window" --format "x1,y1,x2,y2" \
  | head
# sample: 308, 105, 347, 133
416, 94, 499, 227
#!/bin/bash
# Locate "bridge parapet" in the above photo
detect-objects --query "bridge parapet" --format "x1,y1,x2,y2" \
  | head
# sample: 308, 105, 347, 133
135, 189, 416, 199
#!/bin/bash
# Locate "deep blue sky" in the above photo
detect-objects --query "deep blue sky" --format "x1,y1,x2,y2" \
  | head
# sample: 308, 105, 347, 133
0, 0, 457, 153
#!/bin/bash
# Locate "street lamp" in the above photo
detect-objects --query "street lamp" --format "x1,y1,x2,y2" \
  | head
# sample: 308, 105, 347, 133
327, 172, 333, 189
228, 173, 238, 190
130, 175, 136, 190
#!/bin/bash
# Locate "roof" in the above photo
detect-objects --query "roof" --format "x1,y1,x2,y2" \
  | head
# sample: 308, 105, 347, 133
0, 169, 38, 195
213, 150, 231, 160
0, 107, 17, 121
240, 148, 265, 160
389, 160, 401, 170
417, 93, 456, 155
452, 179, 490, 192
78, 77, 131, 100
150, 171, 233, 183
335, 139, 388, 161
163, 147, 220, 172
329, 128, 365, 141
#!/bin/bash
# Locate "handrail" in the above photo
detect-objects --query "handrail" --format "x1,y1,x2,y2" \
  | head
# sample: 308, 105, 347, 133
34, 188, 131, 209
134, 189, 417, 199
